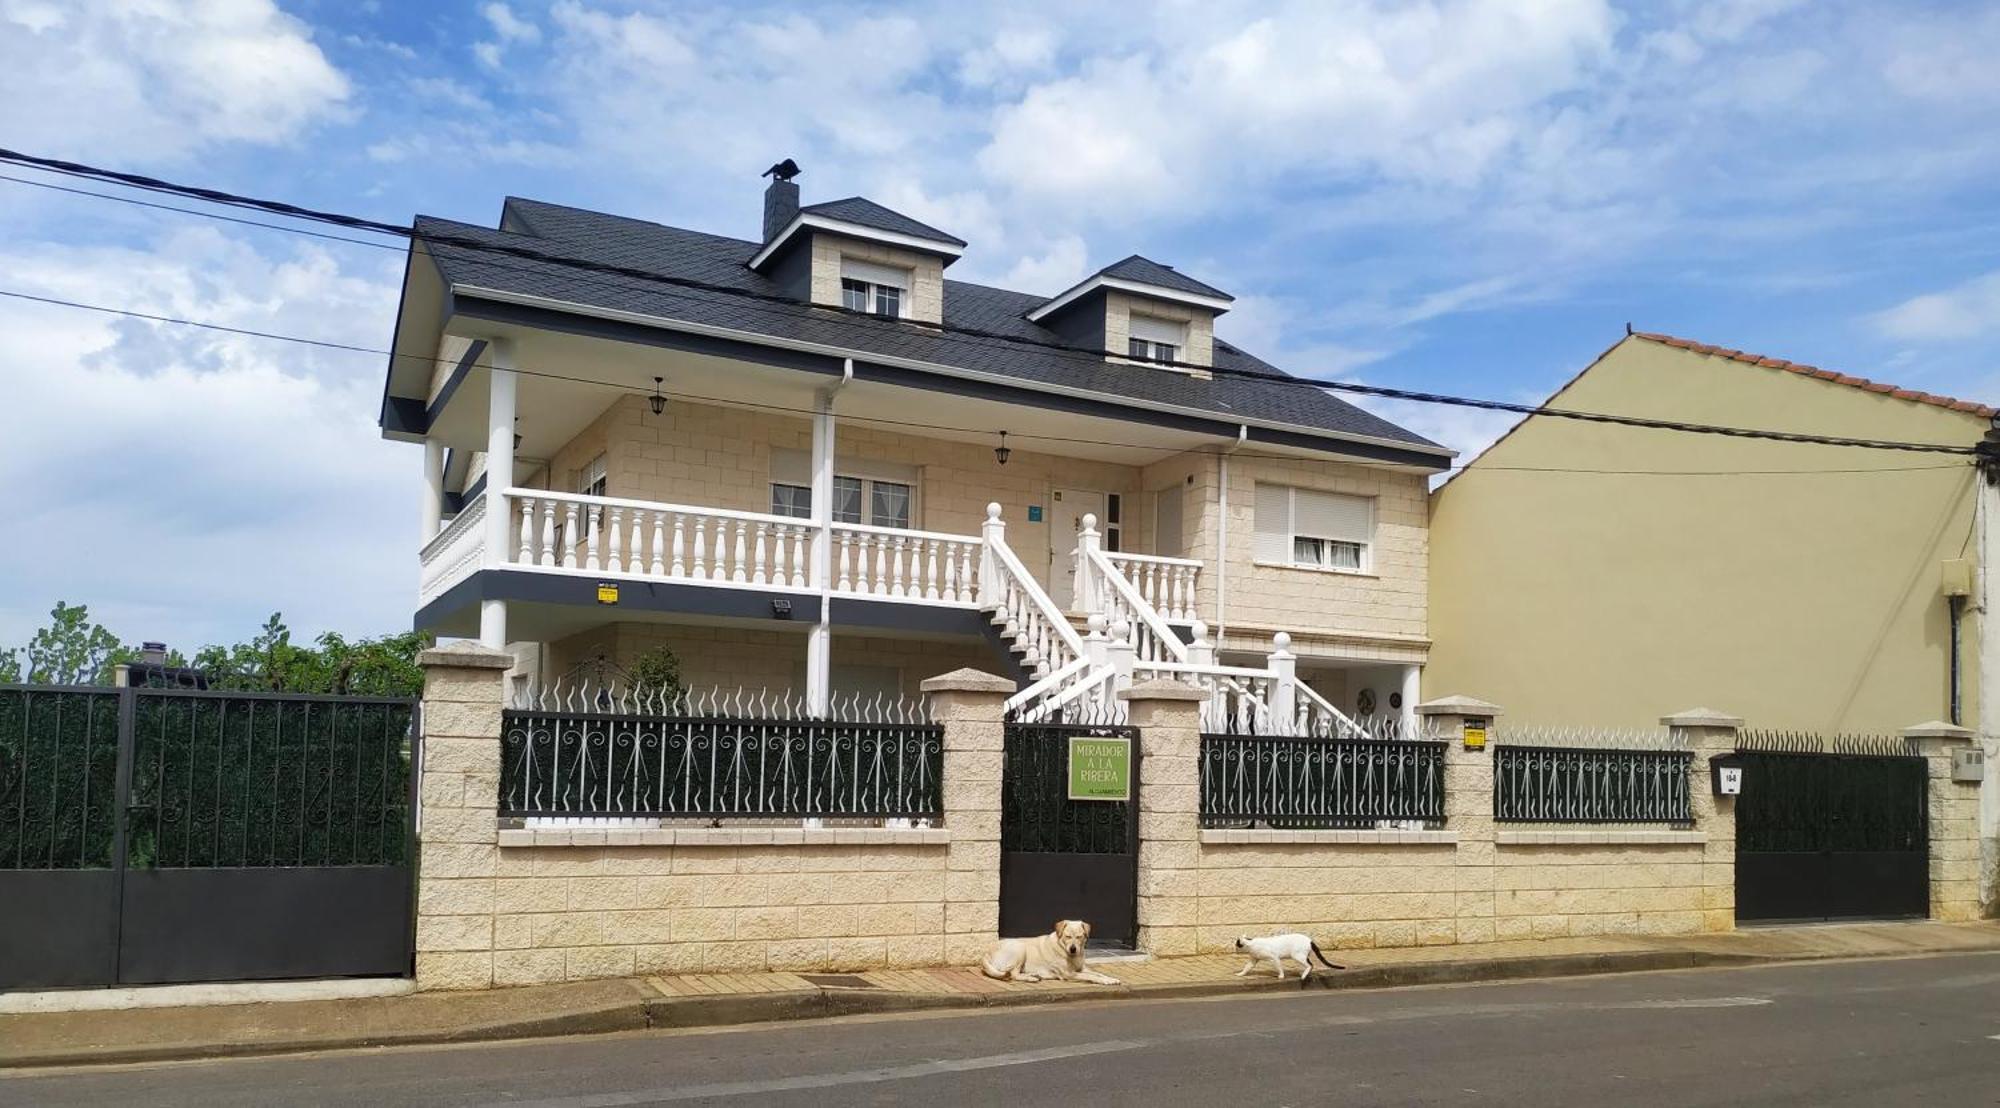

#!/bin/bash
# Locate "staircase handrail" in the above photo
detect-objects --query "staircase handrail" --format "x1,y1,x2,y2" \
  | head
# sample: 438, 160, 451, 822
1083, 547, 1188, 666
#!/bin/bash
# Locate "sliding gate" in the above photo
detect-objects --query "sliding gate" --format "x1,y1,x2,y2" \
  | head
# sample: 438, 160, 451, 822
0, 684, 417, 989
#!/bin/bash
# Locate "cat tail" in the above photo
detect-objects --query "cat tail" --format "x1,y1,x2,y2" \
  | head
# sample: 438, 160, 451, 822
1309, 941, 1346, 971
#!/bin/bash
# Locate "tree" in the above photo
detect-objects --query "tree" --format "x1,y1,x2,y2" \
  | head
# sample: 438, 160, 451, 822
0, 649, 19, 683
22, 601, 125, 685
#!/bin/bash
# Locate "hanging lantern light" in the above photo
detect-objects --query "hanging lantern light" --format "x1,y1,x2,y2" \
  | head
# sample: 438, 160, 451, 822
649, 376, 666, 416
994, 430, 1011, 466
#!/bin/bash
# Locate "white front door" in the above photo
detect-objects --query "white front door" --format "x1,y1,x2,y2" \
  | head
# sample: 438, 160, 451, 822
1048, 488, 1106, 611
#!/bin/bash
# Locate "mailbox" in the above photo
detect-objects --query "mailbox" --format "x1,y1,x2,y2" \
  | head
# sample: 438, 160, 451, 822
1462, 717, 1490, 751
1709, 752, 1744, 796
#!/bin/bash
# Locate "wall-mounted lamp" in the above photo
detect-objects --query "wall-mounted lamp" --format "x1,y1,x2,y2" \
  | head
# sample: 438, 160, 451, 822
649, 377, 667, 416
994, 431, 1011, 466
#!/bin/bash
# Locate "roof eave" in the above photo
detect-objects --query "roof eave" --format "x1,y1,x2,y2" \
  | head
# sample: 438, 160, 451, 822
747, 213, 967, 271
1027, 274, 1235, 323
445, 281, 1453, 465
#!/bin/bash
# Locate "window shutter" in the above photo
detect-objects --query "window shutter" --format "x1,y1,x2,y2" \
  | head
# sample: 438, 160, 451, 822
840, 258, 911, 290
1252, 482, 1290, 563
1129, 314, 1186, 345
1293, 488, 1372, 544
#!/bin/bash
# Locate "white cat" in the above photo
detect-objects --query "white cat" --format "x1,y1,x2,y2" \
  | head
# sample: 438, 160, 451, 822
1233, 932, 1345, 979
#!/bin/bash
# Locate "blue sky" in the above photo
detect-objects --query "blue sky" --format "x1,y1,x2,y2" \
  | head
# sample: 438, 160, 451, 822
2, 0, 1998, 651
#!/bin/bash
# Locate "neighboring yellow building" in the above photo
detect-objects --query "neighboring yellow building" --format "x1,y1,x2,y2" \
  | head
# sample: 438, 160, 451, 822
1428, 332, 1991, 732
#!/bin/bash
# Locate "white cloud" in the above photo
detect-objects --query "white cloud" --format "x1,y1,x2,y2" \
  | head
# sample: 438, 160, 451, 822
1871, 271, 2000, 342
0, 227, 410, 649
0, 0, 349, 161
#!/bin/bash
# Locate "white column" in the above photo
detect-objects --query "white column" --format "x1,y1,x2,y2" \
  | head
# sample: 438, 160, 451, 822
479, 340, 517, 650
421, 438, 445, 543
1267, 631, 1297, 733
1400, 664, 1422, 732
805, 390, 836, 715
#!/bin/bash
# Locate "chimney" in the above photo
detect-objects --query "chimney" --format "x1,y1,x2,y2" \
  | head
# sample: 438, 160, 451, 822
138, 641, 167, 666
763, 176, 800, 244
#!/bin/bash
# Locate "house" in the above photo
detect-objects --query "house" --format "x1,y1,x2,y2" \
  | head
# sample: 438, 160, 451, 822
378, 165, 1451, 723
1428, 331, 1992, 732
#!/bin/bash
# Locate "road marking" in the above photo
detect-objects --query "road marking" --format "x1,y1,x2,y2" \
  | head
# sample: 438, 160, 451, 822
489, 1039, 1156, 1106
1614, 996, 1772, 1009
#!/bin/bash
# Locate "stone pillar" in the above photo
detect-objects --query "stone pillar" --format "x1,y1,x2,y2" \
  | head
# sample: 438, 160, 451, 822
1124, 678, 1209, 956
1418, 695, 1502, 944
923, 668, 1013, 966
413, 642, 512, 991
1664, 708, 1742, 934
1905, 721, 1982, 921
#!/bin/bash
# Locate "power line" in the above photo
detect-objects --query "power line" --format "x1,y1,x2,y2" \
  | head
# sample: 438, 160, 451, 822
0, 286, 1972, 480
0, 146, 1981, 457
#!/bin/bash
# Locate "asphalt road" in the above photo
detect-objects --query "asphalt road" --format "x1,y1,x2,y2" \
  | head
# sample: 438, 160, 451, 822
7, 952, 2000, 1107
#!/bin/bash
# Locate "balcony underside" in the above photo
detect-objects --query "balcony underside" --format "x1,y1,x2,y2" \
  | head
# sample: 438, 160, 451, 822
417, 567, 999, 647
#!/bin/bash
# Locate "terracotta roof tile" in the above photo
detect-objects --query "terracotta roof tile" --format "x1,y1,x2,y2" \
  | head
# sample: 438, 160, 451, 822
1632, 331, 1994, 418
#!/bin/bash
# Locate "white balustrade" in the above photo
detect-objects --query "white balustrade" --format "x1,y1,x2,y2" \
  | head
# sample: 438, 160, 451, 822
1103, 551, 1202, 623
830, 522, 980, 604
500, 489, 817, 593
418, 496, 487, 604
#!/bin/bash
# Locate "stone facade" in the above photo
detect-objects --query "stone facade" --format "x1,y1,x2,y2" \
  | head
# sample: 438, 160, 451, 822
1104, 290, 1216, 369
807, 234, 947, 324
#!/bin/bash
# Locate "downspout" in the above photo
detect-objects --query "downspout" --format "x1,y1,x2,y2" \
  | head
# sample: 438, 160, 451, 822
1216, 425, 1248, 651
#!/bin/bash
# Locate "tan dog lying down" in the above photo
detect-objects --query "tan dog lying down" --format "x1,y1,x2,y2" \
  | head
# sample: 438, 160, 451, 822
980, 919, 1121, 985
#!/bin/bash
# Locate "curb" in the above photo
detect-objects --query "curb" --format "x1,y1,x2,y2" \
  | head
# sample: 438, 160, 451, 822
0, 944, 1977, 1070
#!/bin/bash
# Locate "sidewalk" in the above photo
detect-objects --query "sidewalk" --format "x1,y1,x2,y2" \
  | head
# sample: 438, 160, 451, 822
6, 921, 1998, 1069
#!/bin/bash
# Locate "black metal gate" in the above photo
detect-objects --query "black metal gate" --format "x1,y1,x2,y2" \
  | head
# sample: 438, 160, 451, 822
0, 684, 418, 990
999, 719, 1139, 947
1734, 733, 1929, 923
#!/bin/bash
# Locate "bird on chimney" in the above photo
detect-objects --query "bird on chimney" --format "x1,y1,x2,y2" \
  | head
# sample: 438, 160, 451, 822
761, 158, 801, 182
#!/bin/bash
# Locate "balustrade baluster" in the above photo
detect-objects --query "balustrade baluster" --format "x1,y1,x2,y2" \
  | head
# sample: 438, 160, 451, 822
517, 498, 534, 564
790, 526, 807, 587
731, 521, 749, 583
752, 523, 769, 586
562, 504, 579, 569
889, 536, 906, 597
691, 517, 708, 578
584, 506, 602, 571
649, 512, 665, 576
539, 500, 557, 567
606, 507, 624, 573
836, 532, 854, 591
671, 514, 686, 577
924, 540, 941, 600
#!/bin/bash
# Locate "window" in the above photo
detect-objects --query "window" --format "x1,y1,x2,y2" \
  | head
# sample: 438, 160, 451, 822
767, 451, 919, 529
771, 483, 812, 519
839, 258, 910, 319
1253, 483, 1372, 572
577, 454, 607, 498
1127, 314, 1185, 363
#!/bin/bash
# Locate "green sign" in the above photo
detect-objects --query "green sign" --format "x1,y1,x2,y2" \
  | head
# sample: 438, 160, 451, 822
1067, 736, 1131, 801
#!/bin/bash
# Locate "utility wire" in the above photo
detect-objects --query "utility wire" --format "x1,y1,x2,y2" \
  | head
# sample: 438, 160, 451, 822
0, 147, 1981, 457
0, 286, 1971, 479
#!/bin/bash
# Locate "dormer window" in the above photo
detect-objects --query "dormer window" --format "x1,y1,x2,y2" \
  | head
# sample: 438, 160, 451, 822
839, 259, 910, 319
1128, 315, 1185, 363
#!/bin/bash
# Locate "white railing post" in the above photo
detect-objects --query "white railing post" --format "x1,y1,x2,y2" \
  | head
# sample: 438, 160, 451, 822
1074, 513, 1102, 615
1268, 631, 1298, 736
1084, 613, 1110, 672
1108, 617, 1137, 697
979, 503, 1005, 606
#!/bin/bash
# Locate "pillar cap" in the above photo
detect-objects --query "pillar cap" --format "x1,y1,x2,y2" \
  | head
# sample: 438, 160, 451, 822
1118, 678, 1211, 703
919, 668, 1017, 695
1659, 708, 1742, 729
1903, 720, 1975, 742
1414, 694, 1502, 718
418, 641, 514, 670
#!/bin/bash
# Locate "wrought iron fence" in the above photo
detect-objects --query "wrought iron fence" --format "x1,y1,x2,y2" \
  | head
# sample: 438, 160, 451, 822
1001, 721, 1136, 853
499, 684, 941, 819
126, 690, 417, 867
1737, 729, 1915, 757
0, 685, 122, 869
1493, 745, 1693, 824
1199, 734, 1447, 829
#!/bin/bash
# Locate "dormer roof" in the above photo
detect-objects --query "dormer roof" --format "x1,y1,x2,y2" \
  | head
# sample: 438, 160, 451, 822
748, 196, 966, 271
1027, 254, 1234, 323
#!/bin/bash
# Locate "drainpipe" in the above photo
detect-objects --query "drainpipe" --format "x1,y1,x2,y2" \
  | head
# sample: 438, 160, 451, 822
1215, 425, 1247, 654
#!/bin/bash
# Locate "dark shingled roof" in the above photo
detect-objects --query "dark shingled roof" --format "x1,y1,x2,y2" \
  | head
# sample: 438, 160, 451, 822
419, 197, 1445, 456
1097, 254, 1233, 302
800, 197, 967, 248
